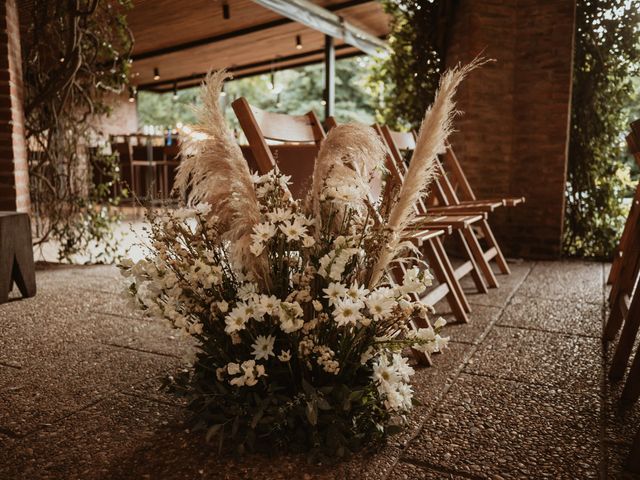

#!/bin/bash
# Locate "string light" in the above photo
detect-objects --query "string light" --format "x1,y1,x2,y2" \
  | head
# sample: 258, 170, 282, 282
128, 86, 137, 103
153, 67, 160, 80
173, 82, 178, 100
222, 1, 230, 19
296, 35, 302, 50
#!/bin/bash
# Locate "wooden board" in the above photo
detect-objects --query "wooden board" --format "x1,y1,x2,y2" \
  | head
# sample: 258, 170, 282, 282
127, 0, 389, 88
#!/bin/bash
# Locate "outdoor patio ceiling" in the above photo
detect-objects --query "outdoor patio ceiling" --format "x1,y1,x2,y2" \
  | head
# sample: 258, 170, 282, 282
128, 0, 390, 93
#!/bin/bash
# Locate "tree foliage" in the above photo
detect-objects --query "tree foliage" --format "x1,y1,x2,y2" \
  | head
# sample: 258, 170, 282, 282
137, 57, 378, 132
563, 0, 640, 258
367, 0, 455, 131
22, 0, 133, 262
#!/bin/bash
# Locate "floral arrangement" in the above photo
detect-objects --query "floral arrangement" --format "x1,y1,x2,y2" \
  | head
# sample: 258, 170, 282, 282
120, 62, 477, 457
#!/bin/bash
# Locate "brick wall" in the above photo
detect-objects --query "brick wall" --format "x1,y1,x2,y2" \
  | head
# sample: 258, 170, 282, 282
446, 0, 576, 258
0, 0, 28, 212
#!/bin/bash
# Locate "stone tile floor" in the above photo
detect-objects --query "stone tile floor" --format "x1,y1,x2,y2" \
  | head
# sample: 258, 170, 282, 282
1, 260, 639, 479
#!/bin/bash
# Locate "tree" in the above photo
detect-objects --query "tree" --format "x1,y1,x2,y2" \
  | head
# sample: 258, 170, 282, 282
137, 57, 378, 132
563, 0, 640, 258
367, 0, 456, 131
22, 0, 133, 262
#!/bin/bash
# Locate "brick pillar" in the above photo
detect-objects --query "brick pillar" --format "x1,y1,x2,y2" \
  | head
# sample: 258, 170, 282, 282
0, 0, 29, 212
446, 0, 576, 258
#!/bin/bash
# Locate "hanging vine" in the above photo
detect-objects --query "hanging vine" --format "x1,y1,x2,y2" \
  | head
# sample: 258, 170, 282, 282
367, 0, 457, 131
21, 0, 133, 263
563, 0, 640, 258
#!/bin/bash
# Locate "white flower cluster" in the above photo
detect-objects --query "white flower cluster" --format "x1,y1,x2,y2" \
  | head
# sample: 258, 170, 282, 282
223, 359, 267, 387
223, 292, 305, 336
407, 317, 450, 355
120, 168, 452, 426
321, 266, 433, 330
372, 353, 415, 412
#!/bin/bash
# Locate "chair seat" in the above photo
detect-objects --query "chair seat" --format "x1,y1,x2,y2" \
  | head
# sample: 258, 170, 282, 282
414, 213, 486, 229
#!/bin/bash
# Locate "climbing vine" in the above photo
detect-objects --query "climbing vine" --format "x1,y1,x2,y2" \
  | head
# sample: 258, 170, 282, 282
21, 0, 133, 263
368, 0, 457, 131
564, 0, 640, 258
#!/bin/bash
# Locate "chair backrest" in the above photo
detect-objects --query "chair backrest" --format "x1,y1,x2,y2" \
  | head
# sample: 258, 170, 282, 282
232, 97, 325, 177
440, 145, 477, 202
379, 125, 461, 209
386, 129, 416, 152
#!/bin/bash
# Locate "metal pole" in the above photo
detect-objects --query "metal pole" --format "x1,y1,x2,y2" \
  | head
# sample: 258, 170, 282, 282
324, 34, 335, 120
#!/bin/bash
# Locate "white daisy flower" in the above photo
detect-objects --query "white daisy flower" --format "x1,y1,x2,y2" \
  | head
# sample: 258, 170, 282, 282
267, 208, 292, 223
259, 294, 280, 315
279, 219, 306, 242
366, 293, 396, 321
278, 350, 291, 362
323, 282, 347, 306
251, 335, 276, 361
333, 299, 363, 327
252, 222, 277, 242
372, 355, 400, 386
224, 308, 248, 334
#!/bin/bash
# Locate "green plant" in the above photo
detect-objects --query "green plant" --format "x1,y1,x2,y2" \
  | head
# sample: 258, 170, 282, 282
368, 0, 456, 131
564, 0, 640, 258
22, 0, 133, 263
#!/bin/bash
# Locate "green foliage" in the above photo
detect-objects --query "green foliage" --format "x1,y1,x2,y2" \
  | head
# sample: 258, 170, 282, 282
23, 0, 132, 263
367, 0, 451, 131
563, 0, 640, 258
137, 57, 378, 132
168, 352, 389, 459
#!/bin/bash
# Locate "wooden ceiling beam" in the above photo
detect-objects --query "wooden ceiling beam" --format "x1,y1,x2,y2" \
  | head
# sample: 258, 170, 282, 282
144, 49, 362, 93
249, 0, 387, 56
131, 0, 374, 62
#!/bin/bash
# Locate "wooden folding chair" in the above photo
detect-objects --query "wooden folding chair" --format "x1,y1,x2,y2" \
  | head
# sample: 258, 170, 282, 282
608, 126, 640, 286
602, 171, 640, 472
439, 144, 525, 209
232, 98, 471, 336
604, 208, 640, 379
379, 125, 504, 289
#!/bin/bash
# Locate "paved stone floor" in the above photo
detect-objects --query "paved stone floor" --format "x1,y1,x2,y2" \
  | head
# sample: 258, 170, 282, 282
1, 260, 639, 479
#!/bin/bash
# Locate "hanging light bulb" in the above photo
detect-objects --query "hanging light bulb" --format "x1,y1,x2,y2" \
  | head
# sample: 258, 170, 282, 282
128, 86, 137, 103
173, 82, 178, 100
222, 1, 230, 19
220, 84, 227, 97
153, 67, 160, 80
296, 35, 302, 50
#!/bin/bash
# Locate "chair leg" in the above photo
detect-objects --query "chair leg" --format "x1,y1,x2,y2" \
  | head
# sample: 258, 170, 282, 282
604, 297, 625, 342
462, 227, 499, 288
609, 293, 640, 379
621, 336, 640, 405
422, 238, 469, 324
628, 427, 640, 473
455, 229, 488, 294
431, 236, 471, 314
479, 219, 510, 275
619, 293, 640, 402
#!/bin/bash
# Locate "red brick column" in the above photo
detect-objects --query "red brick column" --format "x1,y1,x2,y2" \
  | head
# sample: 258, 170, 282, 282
446, 0, 576, 258
0, 0, 29, 212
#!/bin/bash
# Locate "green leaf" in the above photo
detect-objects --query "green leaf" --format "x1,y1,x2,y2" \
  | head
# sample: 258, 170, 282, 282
305, 400, 318, 426
205, 424, 223, 443
301, 378, 316, 397
317, 397, 332, 411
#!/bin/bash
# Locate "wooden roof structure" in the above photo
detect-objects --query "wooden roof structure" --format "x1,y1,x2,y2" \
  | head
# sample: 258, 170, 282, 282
128, 0, 390, 93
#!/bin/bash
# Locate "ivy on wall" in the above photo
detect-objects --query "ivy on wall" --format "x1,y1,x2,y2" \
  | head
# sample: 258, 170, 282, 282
368, 0, 457, 131
22, 0, 133, 263
564, 0, 640, 258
